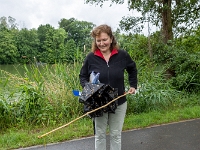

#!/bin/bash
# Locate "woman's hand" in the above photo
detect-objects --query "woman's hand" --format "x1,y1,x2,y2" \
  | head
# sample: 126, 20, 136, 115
128, 87, 136, 94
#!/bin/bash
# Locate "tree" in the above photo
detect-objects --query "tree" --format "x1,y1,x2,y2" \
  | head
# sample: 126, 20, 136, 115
37, 24, 57, 63
37, 24, 68, 63
0, 28, 18, 64
52, 28, 67, 62
0, 16, 9, 29
0, 16, 18, 29
0, 16, 20, 64
85, 0, 200, 43
58, 18, 95, 48
15, 28, 40, 63
65, 39, 77, 63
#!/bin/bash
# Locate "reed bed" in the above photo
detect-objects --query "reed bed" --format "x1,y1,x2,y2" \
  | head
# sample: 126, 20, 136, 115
0, 62, 199, 131
0, 63, 83, 129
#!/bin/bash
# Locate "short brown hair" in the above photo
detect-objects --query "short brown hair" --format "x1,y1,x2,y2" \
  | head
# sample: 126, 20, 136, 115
91, 24, 119, 52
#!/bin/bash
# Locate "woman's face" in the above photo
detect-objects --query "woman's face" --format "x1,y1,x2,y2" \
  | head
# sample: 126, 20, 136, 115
95, 32, 112, 53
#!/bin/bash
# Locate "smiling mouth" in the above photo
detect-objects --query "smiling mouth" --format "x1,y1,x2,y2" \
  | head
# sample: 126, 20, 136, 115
100, 45, 108, 48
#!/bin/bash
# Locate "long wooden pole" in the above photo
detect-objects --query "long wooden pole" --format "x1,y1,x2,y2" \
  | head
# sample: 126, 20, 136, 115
38, 93, 128, 138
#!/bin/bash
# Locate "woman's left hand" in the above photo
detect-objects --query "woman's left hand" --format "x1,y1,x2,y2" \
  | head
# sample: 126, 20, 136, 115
128, 87, 136, 94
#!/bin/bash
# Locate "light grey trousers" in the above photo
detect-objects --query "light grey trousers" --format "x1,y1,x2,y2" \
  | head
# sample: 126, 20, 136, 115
94, 101, 127, 150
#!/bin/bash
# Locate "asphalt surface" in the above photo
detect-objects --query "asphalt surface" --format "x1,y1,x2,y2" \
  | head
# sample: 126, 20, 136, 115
17, 118, 200, 150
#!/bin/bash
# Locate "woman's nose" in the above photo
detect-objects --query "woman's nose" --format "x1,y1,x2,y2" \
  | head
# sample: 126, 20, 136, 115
99, 41, 103, 45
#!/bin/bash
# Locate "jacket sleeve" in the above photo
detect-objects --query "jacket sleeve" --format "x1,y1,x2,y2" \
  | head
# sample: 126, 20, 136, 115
125, 52, 138, 89
79, 56, 90, 88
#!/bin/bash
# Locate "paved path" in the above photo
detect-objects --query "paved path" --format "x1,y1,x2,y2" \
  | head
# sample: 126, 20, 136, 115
17, 118, 200, 150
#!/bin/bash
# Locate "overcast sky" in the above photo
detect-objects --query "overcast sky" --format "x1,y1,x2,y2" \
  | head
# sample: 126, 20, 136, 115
1, 0, 152, 35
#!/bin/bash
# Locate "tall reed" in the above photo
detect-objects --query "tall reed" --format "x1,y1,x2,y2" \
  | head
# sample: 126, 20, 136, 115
126, 61, 181, 114
0, 63, 84, 129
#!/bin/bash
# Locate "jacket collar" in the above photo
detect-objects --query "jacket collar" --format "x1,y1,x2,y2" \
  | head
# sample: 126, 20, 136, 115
94, 49, 118, 59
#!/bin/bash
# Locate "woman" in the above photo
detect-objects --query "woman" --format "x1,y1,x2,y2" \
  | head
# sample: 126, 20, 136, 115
79, 24, 137, 150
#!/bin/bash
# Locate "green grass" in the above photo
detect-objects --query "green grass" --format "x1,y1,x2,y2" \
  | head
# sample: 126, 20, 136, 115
0, 105, 200, 150
124, 105, 200, 130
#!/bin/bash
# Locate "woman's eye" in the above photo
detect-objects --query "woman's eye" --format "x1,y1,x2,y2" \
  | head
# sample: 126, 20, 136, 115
96, 38, 108, 43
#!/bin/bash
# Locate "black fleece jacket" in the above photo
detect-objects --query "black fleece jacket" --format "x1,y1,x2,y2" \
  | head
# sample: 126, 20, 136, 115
79, 49, 137, 105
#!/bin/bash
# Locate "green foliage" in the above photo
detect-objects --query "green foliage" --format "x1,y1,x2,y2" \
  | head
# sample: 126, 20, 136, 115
119, 33, 149, 61
0, 27, 18, 64
37, 24, 57, 63
65, 39, 77, 63
15, 28, 40, 63
0, 95, 12, 129
58, 18, 95, 48
126, 63, 200, 114
0, 63, 84, 129
0, 15, 200, 137
168, 50, 200, 92
86, 0, 200, 43
120, 0, 200, 36
53, 28, 68, 62
0, 16, 95, 65
150, 28, 200, 92
176, 26, 200, 53
13, 84, 48, 124
0, 16, 18, 29
126, 64, 177, 114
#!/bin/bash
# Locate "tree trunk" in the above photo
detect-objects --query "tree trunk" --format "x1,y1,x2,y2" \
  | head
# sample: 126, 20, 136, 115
162, 0, 173, 44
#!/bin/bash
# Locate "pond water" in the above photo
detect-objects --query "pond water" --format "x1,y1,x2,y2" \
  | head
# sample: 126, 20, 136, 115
1, 65, 20, 77
0, 64, 48, 102
0, 64, 50, 77
1, 64, 36, 76
0, 64, 49, 89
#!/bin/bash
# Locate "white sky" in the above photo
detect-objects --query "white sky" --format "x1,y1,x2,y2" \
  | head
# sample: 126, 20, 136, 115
1, 0, 153, 35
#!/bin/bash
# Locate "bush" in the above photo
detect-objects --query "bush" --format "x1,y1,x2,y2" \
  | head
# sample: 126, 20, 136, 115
126, 65, 179, 114
167, 49, 200, 92
0, 96, 12, 129
149, 30, 200, 92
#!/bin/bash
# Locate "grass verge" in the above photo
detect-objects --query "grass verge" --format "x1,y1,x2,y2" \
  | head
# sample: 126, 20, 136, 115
0, 105, 200, 150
